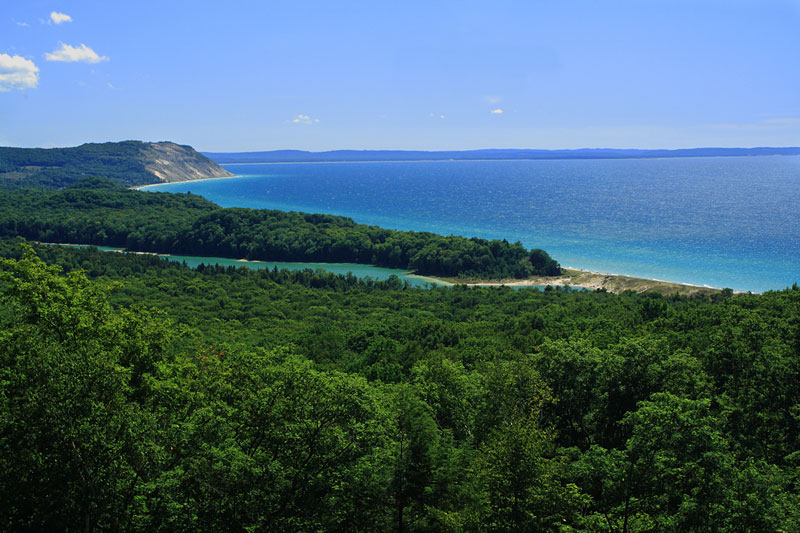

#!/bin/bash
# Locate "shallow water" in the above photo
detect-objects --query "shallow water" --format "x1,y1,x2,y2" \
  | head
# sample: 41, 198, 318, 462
153, 253, 440, 288
52, 244, 440, 288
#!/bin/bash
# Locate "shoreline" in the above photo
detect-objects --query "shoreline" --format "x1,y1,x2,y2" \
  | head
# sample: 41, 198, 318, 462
36, 242, 730, 294
126, 179, 731, 293
125, 168, 789, 294
131, 174, 242, 190
81, 175, 757, 294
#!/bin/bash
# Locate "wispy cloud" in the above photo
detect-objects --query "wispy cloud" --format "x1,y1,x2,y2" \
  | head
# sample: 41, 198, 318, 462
0, 53, 39, 92
49, 12, 72, 24
429, 113, 445, 119
490, 108, 503, 115
486, 95, 502, 104
763, 118, 800, 126
710, 117, 800, 131
291, 114, 319, 124
16, 21, 30, 27
45, 43, 108, 63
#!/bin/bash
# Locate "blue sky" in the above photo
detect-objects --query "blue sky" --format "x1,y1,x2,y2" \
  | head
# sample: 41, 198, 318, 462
1, 0, 798, 151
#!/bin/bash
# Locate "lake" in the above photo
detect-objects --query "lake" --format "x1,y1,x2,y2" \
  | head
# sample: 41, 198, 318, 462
144, 156, 800, 292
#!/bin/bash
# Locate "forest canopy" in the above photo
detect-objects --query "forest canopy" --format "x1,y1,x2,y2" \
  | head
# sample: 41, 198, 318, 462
0, 142, 159, 188
0, 241, 798, 531
0, 182, 561, 279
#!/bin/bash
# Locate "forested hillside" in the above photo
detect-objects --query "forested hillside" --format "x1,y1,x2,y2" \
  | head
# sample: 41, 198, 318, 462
0, 141, 233, 189
0, 182, 560, 279
0, 241, 798, 531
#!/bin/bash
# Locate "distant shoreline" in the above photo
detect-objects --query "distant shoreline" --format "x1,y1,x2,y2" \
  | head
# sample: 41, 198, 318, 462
201, 147, 800, 166
209, 153, 800, 166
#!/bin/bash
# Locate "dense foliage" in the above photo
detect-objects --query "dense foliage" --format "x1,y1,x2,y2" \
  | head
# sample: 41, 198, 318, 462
0, 142, 158, 188
1, 241, 798, 531
0, 184, 561, 278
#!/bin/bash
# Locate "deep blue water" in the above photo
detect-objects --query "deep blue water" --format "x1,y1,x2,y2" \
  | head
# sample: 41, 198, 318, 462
145, 156, 800, 292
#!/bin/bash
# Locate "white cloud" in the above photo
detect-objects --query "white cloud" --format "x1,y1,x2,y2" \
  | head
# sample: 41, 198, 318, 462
45, 43, 108, 63
50, 11, 72, 24
710, 117, 800, 131
291, 114, 319, 124
16, 21, 30, 27
490, 108, 503, 114
0, 53, 39, 92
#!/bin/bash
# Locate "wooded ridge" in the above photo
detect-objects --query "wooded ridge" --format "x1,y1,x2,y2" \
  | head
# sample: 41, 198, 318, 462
0, 141, 233, 189
0, 180, 561, 279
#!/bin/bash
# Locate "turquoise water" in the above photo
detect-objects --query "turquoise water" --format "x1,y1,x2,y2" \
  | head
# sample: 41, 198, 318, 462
50, 244, 439, 288
144, 156, 800, 292
153, 254, 439, 288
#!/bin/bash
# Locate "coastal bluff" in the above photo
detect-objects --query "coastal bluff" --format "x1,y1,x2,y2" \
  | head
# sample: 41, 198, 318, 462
140, 142, 234, 183
0, 141, 234, 189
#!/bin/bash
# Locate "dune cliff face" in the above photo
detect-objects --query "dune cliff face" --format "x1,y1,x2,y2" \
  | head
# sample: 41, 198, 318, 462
140, 142, 234, 183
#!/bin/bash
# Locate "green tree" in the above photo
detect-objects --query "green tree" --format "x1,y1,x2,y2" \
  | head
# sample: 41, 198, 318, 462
576, 394, 734, 532
0, 248, 168, 531
143, 347, 392, 531
385, 385, 442, 532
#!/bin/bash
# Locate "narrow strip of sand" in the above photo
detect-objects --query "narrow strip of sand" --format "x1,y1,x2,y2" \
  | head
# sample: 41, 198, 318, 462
429, 268, 726, 295
131, 174, 241, 190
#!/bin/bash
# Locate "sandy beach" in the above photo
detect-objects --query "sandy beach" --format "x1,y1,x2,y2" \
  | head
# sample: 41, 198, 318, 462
431, 268, 725, 295
131, 174, 241, 190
